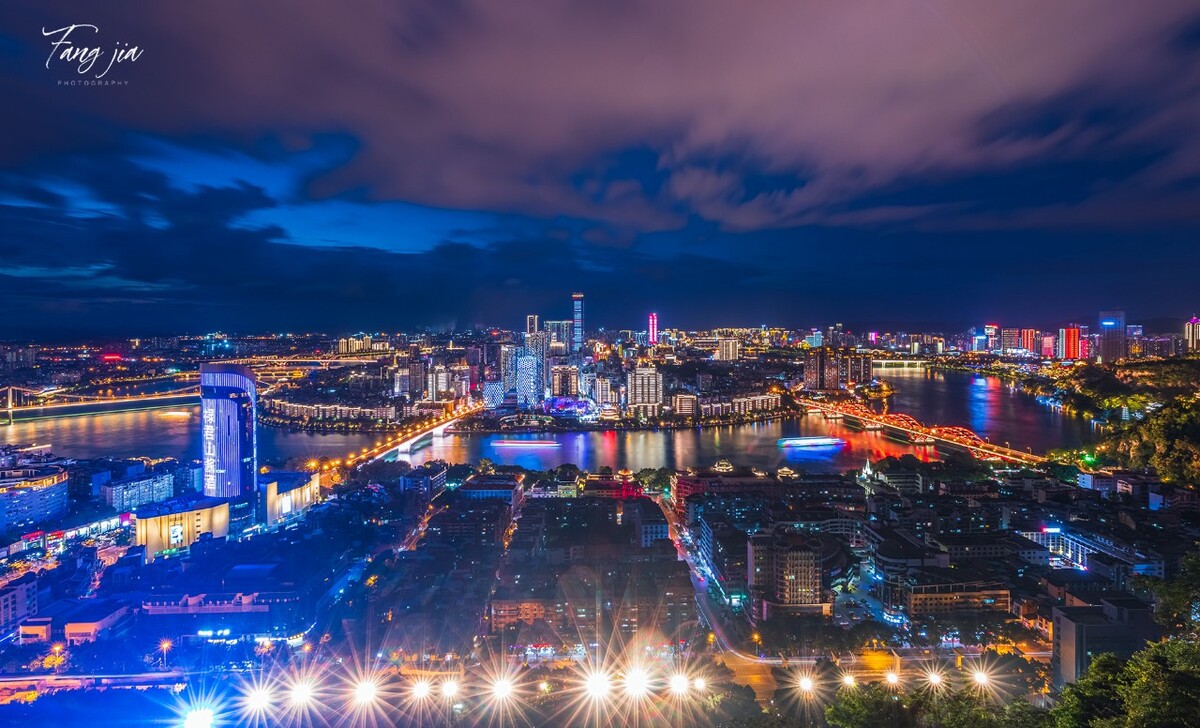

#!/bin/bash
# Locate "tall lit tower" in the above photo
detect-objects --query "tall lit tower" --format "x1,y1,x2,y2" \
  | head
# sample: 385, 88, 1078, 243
200, 363, 257, 500
648, 313, 658, 346
525, 314, 540, 335
1097, 310, 1127, 363
572, 292, 584, 354
1186, 316, 1200, 353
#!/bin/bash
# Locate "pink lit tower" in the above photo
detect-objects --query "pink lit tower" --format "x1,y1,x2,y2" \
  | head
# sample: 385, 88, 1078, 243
648, 312, 658, 346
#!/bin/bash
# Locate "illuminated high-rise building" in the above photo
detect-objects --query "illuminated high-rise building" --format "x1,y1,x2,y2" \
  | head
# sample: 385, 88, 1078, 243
550, 365, 579, 397
1057, 327, 1081, 360
525, 314, 540, 335
1097, 310, 1127, 363
1020, 328, 1039, 353
984, 323, 1000, 352
1185, 317, 1200, 352
545, 320, 572, 347
1000, 328, 1021, 353
648, 313, 658, 346
514, 354, 544, 408
1041, 333, 1057, 358
627, 367, 663, 417
572, 292, 585, 354
200, 363, 257, 500
716, 338, 740, 361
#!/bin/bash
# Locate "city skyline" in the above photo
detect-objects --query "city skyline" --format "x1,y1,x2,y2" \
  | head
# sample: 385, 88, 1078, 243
3, 3, 1200, 336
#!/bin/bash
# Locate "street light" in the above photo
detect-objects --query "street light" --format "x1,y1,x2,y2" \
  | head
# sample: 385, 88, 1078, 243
623, 667, 652, 698
841, 674, 856, 688
491, 678, 515, 702
973, 670, 989, 686
183, 708, 214, 728
441, 680, 459, 699
798, 676, 814, 693
886, 672, 900, 686
692, 677, 707, 692
669, 674, 690, 696
585, 671, 612, 700
242, 686, 274, 716
352, 679, 378, 707
410, 680, 432, 700
289, 679, 316, 709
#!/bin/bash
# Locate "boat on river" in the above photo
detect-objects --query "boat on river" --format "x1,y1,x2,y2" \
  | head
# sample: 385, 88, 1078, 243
777, 436, 846, 448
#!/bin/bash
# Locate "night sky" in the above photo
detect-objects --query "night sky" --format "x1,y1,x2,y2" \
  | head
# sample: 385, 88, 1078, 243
3, 1, 1200, 338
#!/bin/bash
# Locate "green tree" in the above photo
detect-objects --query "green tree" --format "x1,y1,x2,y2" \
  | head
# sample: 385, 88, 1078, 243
1134, 549, 1200, 638
1050, 652, 1127, 728
825, 683, 919, 728
1117, 639, 1200, 728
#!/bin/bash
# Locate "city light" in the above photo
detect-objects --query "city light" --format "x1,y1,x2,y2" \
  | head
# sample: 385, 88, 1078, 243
352, 679, 378, 706
242, 686, 274, 715
886, 672, 900, 685
974, 670, 990, 686
441, 679, 459, 699
798, 676, 814, 693
841, 674, 857, 687
692, 677, 707, 692
183, 708, 214, 728
623, 667, 652, 698
669, 674, 690, 695
491, 678, 515, 701
410, 680, 432, 700
585, 671, 612, 700
289, 679, 316, 708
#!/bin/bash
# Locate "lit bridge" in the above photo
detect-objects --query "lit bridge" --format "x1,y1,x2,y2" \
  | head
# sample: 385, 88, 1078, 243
3, 384, 200, 423
331, 404, 486, 466
800, 397, 1044, 465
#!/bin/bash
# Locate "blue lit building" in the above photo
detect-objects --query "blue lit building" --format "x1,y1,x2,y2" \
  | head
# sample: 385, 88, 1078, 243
572, 292, 584, 354
200, 363, 257, 501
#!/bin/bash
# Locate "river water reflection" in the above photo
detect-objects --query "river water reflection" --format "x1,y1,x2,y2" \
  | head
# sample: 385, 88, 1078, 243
1, 368, 1096, 473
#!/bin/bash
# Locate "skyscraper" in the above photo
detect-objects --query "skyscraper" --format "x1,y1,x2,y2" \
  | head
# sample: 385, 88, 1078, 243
716, 338, 740, 361
525, 314, 540, 335
514, 354, 544, 408
648, 313, 658, 346
1057, 327, 1081, 360
1020, 328, 1039, 353
984, 323, 1000, 352
572, 292, 584, 354
627, 367, 663, 417
1097, 310, 1127, 364
200, 363, 257, 501
1000, 328, 1021, 353
1186, 316, 1200, 352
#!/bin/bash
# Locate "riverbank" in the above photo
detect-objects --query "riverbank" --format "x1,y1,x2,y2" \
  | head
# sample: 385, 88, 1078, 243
446, 409, 798, 435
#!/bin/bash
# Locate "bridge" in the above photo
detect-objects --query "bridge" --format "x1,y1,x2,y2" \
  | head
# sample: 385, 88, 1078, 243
800, 397, 1044, 465
3, 385, 200, 424
871, 359, 927, 368
331, 404, 485, 466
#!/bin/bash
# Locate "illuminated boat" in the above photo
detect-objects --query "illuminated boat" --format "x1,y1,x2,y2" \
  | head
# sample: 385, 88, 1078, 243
909, 434, 935, 445
777, 436, 845, 448
822, 411, 844, 420
493, 439, 562, 448
863, 422, 884, 431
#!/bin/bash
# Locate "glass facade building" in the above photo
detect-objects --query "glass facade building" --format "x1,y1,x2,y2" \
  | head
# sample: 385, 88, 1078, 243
200, 363, 257, 501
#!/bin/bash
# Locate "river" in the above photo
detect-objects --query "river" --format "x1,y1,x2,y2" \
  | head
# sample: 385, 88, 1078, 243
1, 368, 1096, 473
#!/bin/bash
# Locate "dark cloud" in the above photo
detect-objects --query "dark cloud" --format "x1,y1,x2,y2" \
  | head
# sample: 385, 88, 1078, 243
4, 1, 1200, 230
2, 2, 1200, 336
